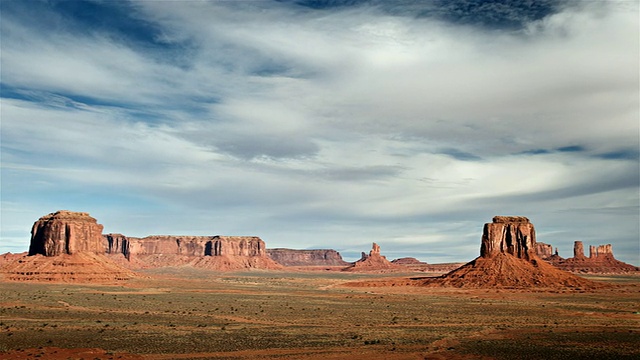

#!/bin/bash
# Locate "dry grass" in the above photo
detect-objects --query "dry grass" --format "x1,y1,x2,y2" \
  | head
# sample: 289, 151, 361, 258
0, 269, 639, 359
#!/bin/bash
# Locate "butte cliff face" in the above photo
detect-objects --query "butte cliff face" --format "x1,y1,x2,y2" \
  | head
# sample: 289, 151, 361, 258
547, 241, 639, 274
480, 216, 535, 260
424, 216, 603, 289
103, 234, 281, 270
266, 249, 349, 266
29, 210, 105, 256
1, 211, 133, 282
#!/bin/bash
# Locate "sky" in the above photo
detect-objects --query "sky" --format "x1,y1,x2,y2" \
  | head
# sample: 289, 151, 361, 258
1, 0, 638, 264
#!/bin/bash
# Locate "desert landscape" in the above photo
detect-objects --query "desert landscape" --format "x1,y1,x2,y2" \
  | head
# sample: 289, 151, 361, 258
0, 211, 638, 359
3, 2, 638, 359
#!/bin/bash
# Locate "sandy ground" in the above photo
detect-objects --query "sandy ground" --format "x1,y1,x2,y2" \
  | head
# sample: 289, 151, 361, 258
1, 269, 639, 359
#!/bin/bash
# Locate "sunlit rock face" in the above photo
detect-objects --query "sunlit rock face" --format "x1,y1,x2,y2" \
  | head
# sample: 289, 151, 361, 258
421, 216, 604, 289
29, 210, 105, 256
480, 216, 536, 260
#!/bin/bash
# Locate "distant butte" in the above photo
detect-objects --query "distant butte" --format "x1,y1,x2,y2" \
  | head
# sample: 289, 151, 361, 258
266, 248, 349, 267
343, 242, 401, 272
420, 216, 605, 289
545, 241, 639, 274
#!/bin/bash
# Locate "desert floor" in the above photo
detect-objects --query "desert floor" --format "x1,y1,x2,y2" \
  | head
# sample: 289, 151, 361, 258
0, 269, 639, 359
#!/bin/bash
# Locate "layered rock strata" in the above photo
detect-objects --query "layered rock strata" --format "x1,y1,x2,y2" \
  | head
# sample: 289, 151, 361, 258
481, 216, 535, 260
103, 234, 281, 270
266, 249, 349, 266
29, 210, 104, 256
423, 216, 603, 289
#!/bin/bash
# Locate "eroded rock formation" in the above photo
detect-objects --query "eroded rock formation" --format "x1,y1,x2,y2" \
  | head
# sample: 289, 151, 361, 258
1, 211, 134, 282
343, 243, 400, 272
422, 216, 604, 289
29, 211, 104, 256
1, 252, 135, 282
103, 234, 281, 270
481, 216, 535, 260
548, 241, 638, 274
266, 249, 349, 266
574, 241, 586, 259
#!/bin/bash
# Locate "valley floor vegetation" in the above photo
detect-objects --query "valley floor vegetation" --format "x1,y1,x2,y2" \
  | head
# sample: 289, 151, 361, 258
1, 269, 639, 359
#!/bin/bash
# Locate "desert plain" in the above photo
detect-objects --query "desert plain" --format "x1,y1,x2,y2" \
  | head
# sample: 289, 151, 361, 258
1, 267, 639, 360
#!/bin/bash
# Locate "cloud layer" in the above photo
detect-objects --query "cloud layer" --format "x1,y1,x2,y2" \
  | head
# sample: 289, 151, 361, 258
1, 0, 638, 264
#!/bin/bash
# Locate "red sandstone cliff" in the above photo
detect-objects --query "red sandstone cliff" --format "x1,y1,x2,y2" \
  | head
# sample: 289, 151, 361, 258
2, 211, 134, 282
103, 234, 281, 270
29, 210, 104, 256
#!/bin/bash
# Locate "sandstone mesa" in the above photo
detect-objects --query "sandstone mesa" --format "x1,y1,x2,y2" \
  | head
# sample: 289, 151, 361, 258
1, 210, 636, 285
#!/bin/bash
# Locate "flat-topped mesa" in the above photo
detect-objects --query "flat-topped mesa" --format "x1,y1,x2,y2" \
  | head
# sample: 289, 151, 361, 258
102, 234, 281, 270
492, 216, 530, 224
480, 215, 536, 260
266, 249, 349, 266
29, 210, 104, 256
212, 236, 265, 257
106, 235, 266, 257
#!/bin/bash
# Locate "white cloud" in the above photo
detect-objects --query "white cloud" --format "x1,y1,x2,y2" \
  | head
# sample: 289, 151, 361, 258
1, 1, 638, 264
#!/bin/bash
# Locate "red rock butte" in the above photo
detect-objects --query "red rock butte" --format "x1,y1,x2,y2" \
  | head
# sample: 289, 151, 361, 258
423, 216, 605, 289
2, 211, 133, 282
29, 210, 104, 256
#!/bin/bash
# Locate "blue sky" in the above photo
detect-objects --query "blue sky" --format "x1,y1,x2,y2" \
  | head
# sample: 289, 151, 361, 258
1, 0, 638, 264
